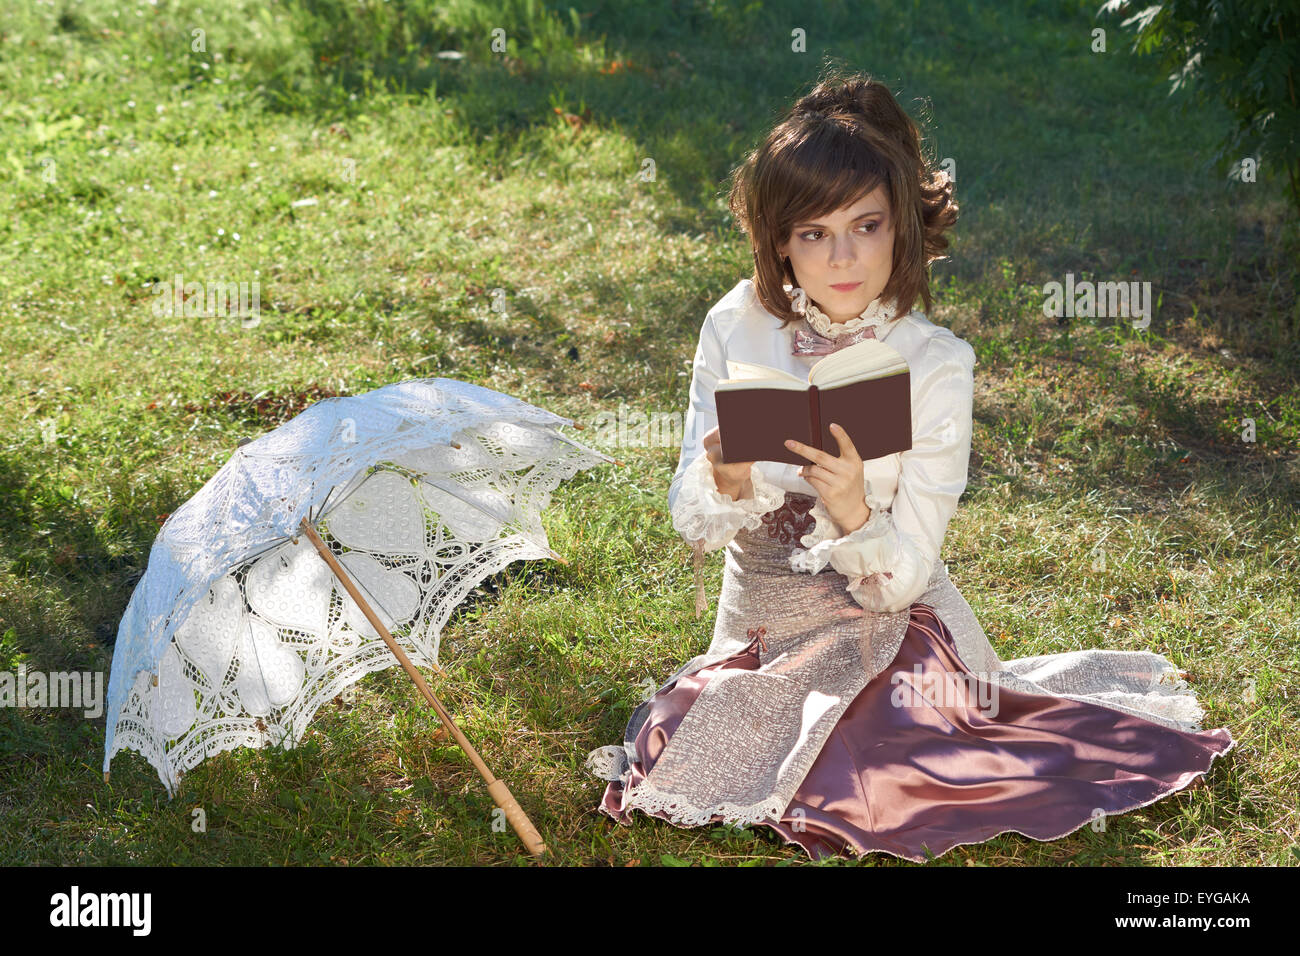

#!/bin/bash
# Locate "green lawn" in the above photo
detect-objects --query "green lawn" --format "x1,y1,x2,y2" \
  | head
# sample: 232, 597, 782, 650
0, 0, 1296, 866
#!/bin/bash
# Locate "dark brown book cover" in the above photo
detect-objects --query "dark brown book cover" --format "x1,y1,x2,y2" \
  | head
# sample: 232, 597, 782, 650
716, 372, 911, 465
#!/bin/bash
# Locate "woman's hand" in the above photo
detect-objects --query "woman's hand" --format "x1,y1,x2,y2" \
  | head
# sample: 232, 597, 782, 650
786, 423, 872, 532
702, 425, 757, 500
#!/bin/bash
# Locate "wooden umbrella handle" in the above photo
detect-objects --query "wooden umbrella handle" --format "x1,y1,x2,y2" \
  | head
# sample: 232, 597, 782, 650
486, 779, 548, 855
297, 517, 548, 858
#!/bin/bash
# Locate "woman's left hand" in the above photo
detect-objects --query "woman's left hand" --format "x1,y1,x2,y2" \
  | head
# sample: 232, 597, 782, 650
785, 423, 872, 533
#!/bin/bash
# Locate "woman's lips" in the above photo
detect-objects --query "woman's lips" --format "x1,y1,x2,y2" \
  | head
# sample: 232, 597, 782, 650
829, 281, 862, 291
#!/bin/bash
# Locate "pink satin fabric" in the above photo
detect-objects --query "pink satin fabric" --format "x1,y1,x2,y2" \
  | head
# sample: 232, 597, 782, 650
600, 604, 1235, 862
791, 322, 877, 355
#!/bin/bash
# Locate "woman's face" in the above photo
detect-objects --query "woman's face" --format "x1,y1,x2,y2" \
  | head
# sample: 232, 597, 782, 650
778, 184, 894, 324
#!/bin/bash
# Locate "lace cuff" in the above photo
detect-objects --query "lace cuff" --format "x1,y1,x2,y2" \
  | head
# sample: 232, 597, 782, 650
788, 495, 897, 577
671, 451, 786, 552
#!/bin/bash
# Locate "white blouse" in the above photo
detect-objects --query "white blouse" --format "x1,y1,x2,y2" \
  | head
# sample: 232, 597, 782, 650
669, 278, 977, 613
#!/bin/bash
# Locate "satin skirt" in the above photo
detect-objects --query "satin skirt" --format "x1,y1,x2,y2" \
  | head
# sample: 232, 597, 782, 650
600, 602, 1235, 862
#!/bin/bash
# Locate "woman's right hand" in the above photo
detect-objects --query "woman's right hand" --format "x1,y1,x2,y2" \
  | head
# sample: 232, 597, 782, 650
702, 425, 757, 501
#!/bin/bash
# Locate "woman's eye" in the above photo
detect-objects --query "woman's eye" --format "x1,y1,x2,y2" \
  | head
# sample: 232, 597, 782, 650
799, 222, 878, 241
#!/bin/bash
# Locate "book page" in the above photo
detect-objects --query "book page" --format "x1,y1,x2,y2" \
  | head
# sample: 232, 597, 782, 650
720, 358, 808, 388
809, 339, 908, 388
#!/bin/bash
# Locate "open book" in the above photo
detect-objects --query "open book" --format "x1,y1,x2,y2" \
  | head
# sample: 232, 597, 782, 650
715, 338, 911, 465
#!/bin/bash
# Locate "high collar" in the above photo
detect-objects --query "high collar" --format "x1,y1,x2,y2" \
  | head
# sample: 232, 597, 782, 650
785, 284, 903, 339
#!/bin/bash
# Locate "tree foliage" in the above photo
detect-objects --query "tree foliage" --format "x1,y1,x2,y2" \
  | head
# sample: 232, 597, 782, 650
1099, 0, 1300, 216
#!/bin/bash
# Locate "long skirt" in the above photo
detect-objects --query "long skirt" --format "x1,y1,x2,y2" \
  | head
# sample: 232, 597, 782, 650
598, 494, 1237, 863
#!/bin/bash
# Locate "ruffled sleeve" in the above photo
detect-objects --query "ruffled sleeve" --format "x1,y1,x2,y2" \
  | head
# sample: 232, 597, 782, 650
788, 334, 976, 613
667, 311, 785, 553
671, 451, 786, 552
668, 310, 788, 616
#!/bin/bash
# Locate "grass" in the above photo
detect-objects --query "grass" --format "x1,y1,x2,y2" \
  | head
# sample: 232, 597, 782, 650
0, 0, 1296, 866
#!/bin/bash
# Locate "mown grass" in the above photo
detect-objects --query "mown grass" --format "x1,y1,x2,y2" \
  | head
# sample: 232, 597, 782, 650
0, 0, 1296, 866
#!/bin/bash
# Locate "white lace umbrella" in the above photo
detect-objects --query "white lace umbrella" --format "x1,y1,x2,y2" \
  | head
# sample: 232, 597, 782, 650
103, 377, 613, 855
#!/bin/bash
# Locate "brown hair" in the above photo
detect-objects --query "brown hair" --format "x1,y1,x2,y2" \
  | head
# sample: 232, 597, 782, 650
726, 68, 959, 328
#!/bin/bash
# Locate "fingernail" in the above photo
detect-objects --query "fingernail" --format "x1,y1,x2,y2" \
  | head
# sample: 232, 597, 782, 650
784, 440, 794, 447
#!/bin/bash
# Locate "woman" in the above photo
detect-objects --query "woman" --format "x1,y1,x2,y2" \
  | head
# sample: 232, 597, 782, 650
584, 71, 1235, 862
